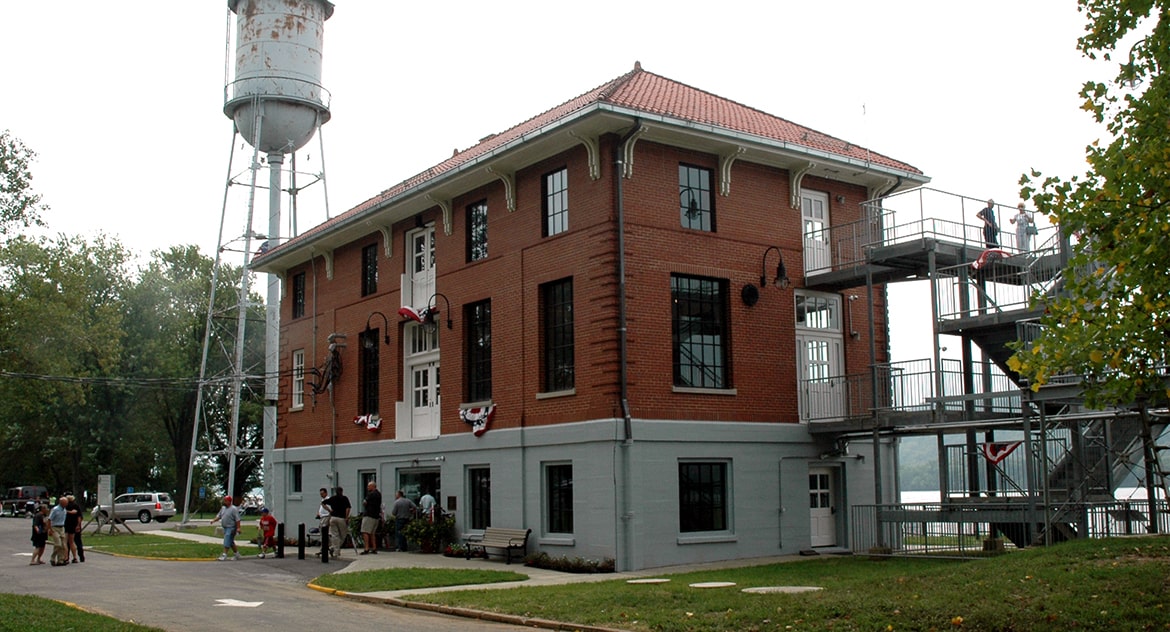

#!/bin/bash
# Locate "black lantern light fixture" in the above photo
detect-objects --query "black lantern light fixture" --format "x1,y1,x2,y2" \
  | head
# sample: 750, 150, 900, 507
760, 245, 790, 290
428, 293, 453, 330
363, 311, 391, 349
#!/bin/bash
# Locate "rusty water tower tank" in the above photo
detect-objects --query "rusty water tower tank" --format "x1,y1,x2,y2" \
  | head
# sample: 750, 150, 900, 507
225, 0, 333, 154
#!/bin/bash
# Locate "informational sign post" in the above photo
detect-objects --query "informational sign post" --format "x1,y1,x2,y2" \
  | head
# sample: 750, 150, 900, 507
97, 474, 114, 509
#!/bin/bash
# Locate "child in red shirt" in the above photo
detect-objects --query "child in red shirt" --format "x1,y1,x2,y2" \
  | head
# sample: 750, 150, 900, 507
258, 508, 278, 559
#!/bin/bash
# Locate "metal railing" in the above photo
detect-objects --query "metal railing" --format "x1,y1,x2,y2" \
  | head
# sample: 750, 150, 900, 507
851, 499, 1170, 556
801, 358, 1020, 422
806, 187, 1061, 275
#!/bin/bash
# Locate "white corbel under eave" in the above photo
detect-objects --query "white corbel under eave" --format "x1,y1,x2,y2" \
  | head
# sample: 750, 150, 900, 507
427, 195, 453, 235
568, 131, 601, 180
315, 249, 334, 280
790, 162, 816, 209
719, 147, 746, 196
486, 166, 516, 212
378, 226, 392, 258
622, 126, 648, 178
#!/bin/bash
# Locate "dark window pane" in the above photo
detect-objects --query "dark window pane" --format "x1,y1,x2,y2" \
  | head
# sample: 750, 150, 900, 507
467, 201, 488, 261
292, 273, 305, 319
679, 462, 727, 533
466, 300, 492, 401
543, 168, 568, 237
541, 278, 574, 391
361, 243, 378, 296
546, 463, 573, 533
679, 164, 715, 232
671, 274, 729, 388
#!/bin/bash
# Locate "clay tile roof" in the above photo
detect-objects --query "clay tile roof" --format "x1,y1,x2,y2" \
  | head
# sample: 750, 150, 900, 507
261, 63, 920, 260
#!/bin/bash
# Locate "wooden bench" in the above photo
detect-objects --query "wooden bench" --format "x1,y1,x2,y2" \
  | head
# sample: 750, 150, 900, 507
463, 527, 531, 564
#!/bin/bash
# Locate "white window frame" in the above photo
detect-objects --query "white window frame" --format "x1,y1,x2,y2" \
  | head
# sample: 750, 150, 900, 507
291, 349, 305, 410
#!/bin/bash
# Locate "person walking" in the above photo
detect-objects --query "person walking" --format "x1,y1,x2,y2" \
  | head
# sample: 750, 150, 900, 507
48, 496, 69, 566
30, 503, 48, 565
389, 490, 416, 552
257, 508, 277, 559
360, 480, 382, 555
212, 495, 242, 561
325, 487, 351, 557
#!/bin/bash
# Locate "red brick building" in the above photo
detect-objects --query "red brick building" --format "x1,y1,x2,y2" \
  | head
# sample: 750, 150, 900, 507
254, 63, 927, 570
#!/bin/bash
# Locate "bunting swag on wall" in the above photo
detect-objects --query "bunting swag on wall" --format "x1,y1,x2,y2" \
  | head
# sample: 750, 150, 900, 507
460, 405, 495, 437
981, 441, 1022, 464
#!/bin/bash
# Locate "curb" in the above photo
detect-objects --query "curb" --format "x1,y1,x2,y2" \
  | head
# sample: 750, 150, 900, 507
307, 582, 629, 632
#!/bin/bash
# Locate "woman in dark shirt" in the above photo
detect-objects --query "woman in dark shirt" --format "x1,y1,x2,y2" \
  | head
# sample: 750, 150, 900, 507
30, 504, 48, 565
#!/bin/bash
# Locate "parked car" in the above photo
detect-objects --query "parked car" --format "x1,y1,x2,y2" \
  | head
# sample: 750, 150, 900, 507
96, 492, 176, 523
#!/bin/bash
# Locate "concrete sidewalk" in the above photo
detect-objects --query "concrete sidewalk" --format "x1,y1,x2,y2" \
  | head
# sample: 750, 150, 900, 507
156, 525, 805, 597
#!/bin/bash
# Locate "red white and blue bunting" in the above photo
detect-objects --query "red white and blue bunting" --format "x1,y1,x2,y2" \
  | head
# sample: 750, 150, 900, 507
353, 414, 382, 432
980, 441, 1021, 464
460, 405, 495, 437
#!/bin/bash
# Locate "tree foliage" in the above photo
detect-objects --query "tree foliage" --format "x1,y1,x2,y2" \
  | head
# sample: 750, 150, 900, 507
0, 130, 47, 237
0, 238, 265, 506
1010, 1, 1170, 410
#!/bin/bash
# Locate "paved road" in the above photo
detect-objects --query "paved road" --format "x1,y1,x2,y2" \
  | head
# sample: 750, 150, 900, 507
0, 517, 531, 631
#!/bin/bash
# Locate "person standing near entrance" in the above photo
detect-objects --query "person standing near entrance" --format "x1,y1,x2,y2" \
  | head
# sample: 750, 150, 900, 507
976, 198, 1000, 247
389, 490, 416, 552
63, 493, 81, 563
419, 488, 436, 521
325, 487, 351, 557
360, 480, 382, 555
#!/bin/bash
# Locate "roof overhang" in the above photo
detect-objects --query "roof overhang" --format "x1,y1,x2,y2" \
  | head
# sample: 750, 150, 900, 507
252, 103, 928, 274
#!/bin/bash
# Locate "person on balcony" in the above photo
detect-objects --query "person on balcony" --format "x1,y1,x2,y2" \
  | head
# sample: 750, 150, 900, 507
976, 198, 1000, 247
1010, 202, 1035, 252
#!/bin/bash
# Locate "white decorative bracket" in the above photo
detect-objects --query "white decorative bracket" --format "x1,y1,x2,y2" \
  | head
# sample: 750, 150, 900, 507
428, 195, 453, 235
622, 126, 648, 179
486, 166, 516, 212
719, 147, 745, 196
378, 226, 392, 258
568, 131, 601, 180
317, 249, 334, 280
790, 162, 816, 209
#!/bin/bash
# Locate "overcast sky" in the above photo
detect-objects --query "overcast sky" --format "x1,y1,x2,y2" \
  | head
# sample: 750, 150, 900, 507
1, 2, 1113, 361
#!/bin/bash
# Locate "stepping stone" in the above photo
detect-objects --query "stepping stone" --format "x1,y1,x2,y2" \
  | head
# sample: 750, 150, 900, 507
689, 581, 736, 588
741, 586, 824, 594
627, 578, 670, 584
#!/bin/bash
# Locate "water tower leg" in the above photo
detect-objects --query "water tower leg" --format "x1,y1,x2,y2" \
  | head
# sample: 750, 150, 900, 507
264, 152, 283, 511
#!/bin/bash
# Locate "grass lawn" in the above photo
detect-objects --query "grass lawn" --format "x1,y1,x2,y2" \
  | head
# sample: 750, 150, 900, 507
312, 567, 528, 592
86, 532, 259, 559
0, 593, 162, 631
401, 536, 1170, 631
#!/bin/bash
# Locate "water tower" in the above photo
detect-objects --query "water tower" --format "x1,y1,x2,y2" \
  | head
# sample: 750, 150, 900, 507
184, 0, 334, 522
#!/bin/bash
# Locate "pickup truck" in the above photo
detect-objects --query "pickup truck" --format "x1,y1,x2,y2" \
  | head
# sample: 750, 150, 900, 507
2, 485, 49, 516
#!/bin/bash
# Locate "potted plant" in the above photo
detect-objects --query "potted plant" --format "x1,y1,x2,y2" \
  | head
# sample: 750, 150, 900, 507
402, 513, 456, 553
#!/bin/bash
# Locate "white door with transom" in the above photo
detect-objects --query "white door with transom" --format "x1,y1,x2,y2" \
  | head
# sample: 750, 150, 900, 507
809, 467, 837, 547
802, 190, 831, 273
406, 225, 435, 308
404, 323, 440, 439
795, 292, 845, 421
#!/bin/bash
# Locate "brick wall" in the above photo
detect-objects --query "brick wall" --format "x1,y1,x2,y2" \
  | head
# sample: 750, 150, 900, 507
275, 136, 887, 448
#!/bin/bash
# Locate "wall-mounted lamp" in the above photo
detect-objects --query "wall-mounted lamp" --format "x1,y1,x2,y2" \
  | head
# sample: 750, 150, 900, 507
398, 293, 454, 329
760, 245, 791, 290
428, 293, 453, 330
363, 311, 391, 349
835, 195, 846, 204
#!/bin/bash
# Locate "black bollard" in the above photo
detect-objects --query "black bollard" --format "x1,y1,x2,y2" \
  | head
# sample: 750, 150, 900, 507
297, 523, 306, 560
321, 528, 330, 563
276, 522, 285, 559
